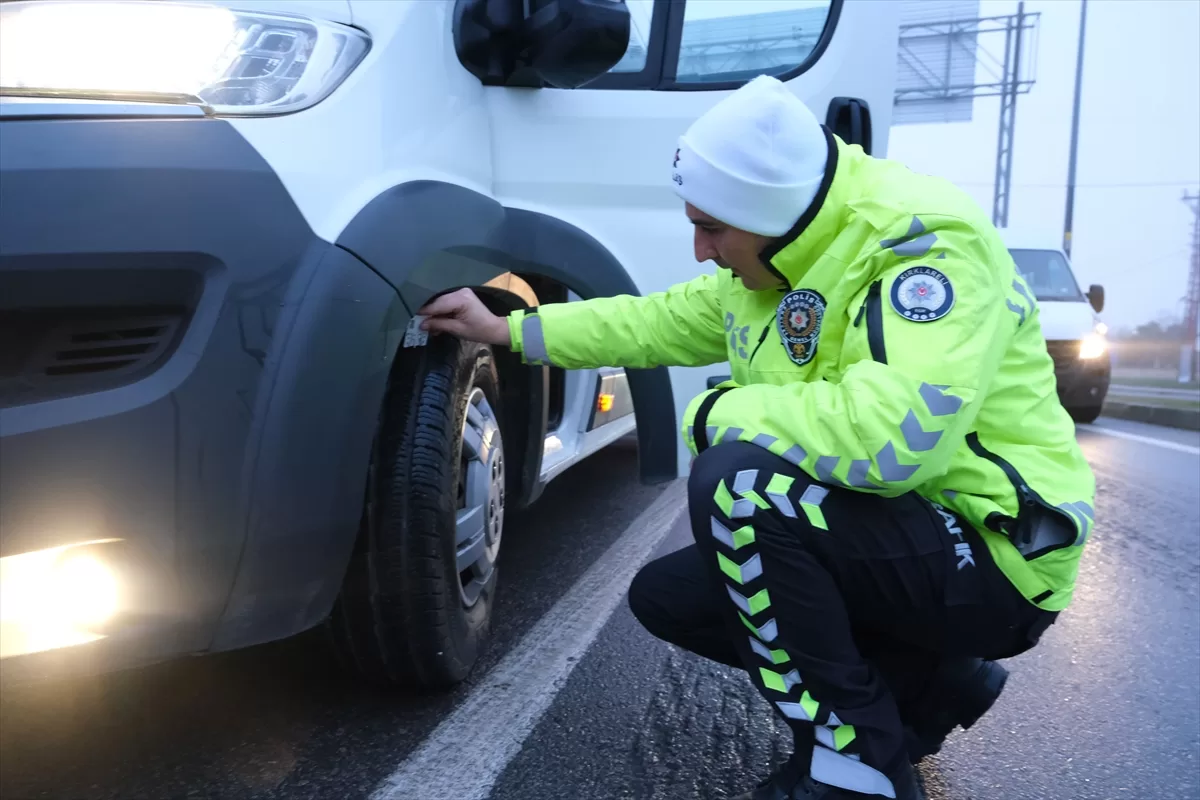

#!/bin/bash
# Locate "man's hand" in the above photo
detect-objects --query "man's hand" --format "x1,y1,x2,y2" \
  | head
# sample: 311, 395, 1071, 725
417, 288, 511, 346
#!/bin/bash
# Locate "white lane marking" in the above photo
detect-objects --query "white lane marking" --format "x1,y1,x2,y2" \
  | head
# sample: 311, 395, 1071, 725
371, 480, 688, 800
1078, 424, 1200, 456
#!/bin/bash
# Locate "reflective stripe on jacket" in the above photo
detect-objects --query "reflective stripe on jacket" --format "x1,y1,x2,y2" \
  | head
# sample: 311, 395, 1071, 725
507, 130, 1095, 612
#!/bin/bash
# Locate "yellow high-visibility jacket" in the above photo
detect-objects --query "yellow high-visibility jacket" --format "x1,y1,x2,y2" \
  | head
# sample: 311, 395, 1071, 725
507, 131, 1095, 612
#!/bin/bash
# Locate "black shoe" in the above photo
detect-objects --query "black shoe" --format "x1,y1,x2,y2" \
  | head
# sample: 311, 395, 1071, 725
734, 757, 923, 800
904, 657, 1008, 763
733, 758, 813, 799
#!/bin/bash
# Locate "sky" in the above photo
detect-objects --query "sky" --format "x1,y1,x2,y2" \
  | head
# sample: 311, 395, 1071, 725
888, 0, 1200, 332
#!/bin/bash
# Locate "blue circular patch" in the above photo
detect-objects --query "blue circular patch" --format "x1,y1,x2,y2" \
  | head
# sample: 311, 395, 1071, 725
890, 266, 954, 322
776, 289, 826, 366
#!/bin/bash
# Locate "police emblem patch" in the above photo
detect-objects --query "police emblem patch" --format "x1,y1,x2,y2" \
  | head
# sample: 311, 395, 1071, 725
776, 289, 826, 366
890, 266, 954, 322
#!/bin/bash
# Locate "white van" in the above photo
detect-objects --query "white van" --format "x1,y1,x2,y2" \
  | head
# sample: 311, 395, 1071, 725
1001, 231, 1111, 423
0, 0, 899, 688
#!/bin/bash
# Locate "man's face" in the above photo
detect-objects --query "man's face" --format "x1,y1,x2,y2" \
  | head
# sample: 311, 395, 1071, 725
686, 204, 784, 291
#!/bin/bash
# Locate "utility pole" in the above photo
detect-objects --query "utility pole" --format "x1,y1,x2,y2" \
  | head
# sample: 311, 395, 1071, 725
1063, 0, 1087, 257
1182, 191, 1199, 383
992, 1, 1026, 228
894, 7, 1042, 225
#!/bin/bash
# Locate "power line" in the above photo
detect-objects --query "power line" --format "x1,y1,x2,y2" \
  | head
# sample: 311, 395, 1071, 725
1138, 247, 1194, 269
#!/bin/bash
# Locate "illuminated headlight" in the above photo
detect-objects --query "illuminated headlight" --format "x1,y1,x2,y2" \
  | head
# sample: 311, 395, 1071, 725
1079, 333, 1107, 359
0, 541, 121, 659
0, 1, 370, 115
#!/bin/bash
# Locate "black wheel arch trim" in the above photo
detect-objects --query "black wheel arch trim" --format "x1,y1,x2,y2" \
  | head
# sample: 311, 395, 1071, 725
211, 242, 412, 652
335, 179, 678, 485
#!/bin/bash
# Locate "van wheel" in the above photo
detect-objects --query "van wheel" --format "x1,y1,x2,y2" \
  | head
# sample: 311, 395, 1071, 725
328, 335, 505, 690
1068, 404, 1102, 424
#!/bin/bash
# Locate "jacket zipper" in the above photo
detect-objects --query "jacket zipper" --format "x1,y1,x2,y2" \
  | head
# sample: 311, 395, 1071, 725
965, 432, 1078, 559
748, 325, 771, 366
749, 287, 789, 368
854, 280, 887, 364
965, 432, 1036, 520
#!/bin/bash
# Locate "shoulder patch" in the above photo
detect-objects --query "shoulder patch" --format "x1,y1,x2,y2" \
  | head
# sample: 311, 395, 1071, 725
776, 289, 826, 366
890, 266, 954, 322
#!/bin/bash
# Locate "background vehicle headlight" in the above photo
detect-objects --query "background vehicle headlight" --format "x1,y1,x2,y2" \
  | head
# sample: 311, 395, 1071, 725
1079, 333, 1107, 359
0, 1, 370, 116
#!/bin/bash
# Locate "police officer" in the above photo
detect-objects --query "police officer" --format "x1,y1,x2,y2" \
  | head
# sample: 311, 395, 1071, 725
419, 75, 1095, 800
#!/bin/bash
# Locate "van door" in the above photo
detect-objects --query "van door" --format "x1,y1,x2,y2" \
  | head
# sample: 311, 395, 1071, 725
484, 0, 902, 474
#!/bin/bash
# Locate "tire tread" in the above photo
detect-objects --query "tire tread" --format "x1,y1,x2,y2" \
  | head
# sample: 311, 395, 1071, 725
328, 335, 500, 689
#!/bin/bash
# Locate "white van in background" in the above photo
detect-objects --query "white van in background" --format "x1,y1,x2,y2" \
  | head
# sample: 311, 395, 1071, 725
1001, 231, 1111, 423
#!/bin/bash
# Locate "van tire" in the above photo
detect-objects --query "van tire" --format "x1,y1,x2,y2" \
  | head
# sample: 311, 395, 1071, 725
1067, 404, 1102, 424
328, 335, 505, 690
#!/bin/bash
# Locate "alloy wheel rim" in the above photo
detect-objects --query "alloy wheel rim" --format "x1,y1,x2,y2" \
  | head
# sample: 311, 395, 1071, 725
455, 386, 504, 608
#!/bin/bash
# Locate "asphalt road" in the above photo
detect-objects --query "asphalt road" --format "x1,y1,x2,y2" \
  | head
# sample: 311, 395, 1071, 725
1, 420, 1197, 800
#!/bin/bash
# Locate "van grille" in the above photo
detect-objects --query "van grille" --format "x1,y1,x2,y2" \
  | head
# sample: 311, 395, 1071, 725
0, 311, 183, 407
1045, 340, 1080, 372
41, 318, 178, 375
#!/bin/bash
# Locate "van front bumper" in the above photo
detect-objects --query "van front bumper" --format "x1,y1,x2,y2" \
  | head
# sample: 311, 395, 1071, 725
1047, 340, 1111, 408
0, 106, 403, 683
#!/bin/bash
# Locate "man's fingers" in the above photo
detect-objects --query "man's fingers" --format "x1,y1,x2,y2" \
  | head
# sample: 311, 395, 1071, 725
419, 288, 476, 317
418, 294, 463, 318
415, 288, 504, 343
423, 316, 465, 335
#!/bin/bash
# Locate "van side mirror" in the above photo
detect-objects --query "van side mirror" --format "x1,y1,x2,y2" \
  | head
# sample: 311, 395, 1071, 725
1087, 284, 1104, 313
453, 0, 630, 90
526, 0, 631, 88
826, 97, 873, 155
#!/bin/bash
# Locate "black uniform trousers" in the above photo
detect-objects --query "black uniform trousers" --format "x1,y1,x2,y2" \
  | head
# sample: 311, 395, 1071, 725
628, 442, 1056, 792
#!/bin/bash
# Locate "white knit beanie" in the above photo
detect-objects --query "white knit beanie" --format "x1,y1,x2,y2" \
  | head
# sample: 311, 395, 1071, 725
671, 75, 828, 237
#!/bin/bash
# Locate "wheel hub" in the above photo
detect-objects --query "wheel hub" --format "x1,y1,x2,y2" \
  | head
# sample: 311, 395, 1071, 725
485, 448, 505, 547
455, 386, 504, 608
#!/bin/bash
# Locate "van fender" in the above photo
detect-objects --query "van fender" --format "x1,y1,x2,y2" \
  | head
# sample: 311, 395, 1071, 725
335, 179, 677, 485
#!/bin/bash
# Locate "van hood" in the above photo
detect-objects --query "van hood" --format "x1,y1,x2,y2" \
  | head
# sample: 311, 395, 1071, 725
208, 1, 353, 24
1037, 299, 1099, 342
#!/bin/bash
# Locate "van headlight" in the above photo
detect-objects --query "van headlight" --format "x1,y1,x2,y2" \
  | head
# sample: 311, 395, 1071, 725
1079, 332, 1107, 359
0, 1, 370, 115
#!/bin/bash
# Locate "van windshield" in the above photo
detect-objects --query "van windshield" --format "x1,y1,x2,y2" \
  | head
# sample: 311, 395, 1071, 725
1009, 248, 1084, 302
